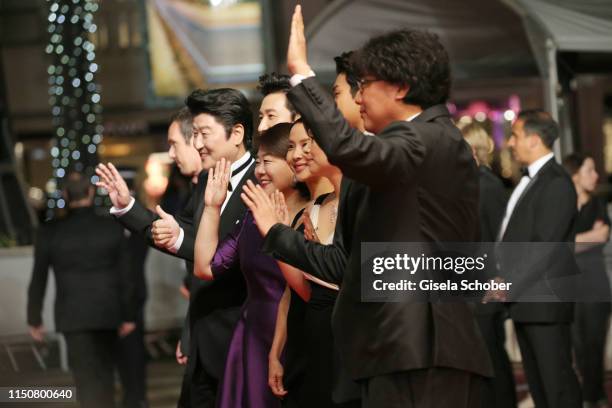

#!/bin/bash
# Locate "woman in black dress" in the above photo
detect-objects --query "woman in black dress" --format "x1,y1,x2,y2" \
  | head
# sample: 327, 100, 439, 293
263, 121, 359, 408
462, 123, 516, 408
563, 153, 611, 408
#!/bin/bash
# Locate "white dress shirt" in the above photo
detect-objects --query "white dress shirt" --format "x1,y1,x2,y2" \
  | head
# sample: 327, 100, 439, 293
110, 151, 253, 253
497, 152, 554, 241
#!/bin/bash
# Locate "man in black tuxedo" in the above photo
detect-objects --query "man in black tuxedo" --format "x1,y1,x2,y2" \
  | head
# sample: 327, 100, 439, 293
496, 110, 581, 408
98, 107, 202, 407
250, 7, 492, 408
27, 172, 135, 408
97, 89, 255, 408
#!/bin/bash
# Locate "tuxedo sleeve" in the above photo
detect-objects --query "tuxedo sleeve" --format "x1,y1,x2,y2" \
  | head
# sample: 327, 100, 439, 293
27, 226, 52, 327
262, 224, 347, 285
508, 177, 578, 299
176, 226, 195, 262
596, 197, 611, 226
179, 313, 190, 355
117, 199, 158, 235
117, 228, 137, 322
533, 177, 577, 242
287, 77, 426, 187
117, 198, 195, 261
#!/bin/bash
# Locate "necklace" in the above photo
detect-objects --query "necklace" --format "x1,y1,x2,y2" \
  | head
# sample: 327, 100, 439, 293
330, 202, 338, 225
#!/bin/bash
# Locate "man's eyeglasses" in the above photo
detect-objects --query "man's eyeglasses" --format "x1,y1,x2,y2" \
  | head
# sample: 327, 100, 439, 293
357, 78, 381, 92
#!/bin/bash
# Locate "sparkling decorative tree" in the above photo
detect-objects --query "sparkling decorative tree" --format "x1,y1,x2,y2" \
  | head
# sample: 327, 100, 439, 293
46, 0, 103, 215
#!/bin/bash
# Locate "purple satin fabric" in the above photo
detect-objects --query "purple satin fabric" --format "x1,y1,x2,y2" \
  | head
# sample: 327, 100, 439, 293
212, 212, 285, 408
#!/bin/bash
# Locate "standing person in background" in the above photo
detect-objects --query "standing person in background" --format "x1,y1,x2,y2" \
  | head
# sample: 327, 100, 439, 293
497, 110, 581, 408
462, 123, 515, 408
27, 172, 136, 408
563, 153, 611, 408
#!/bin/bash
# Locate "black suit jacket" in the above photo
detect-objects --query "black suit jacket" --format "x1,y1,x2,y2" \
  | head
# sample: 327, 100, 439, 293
479, 166, 508, 243
499, 158, 578, 322
27, 207, 135, 333
267, 77, 493, 380
117, 165, 254, 378
474, 166, 508, 315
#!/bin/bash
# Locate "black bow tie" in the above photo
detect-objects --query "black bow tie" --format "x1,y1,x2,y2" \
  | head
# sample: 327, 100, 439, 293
520, 167, 531, 179
227, 156, 254, 192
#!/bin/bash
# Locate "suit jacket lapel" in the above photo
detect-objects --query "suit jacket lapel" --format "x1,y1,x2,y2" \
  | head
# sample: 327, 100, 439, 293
501, 159, 555, 241
194, 174, 207, 227
501, 174, 539, 241
219, 163, 256, 236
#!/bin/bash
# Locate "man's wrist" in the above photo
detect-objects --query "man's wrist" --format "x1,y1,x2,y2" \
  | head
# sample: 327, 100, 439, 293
110, 197, 135, 216
168, 228, 185, 253
289, 69, 315, 87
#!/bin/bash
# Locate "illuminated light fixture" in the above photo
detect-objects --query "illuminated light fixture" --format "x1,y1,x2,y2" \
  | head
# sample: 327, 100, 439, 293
46, 0, 103, 216
143, 153, 172, 198
504, 109, 516, 122
474, 112, 486, 122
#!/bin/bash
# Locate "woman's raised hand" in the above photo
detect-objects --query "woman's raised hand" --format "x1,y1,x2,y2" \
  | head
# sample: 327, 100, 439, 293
242, 181, 285, 236
204, 158, 231, 209
301, 209, 321, 243
272, 190, 290, 226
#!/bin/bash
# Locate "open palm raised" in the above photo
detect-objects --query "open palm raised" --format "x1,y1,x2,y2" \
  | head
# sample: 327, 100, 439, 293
204, 158, 232, 209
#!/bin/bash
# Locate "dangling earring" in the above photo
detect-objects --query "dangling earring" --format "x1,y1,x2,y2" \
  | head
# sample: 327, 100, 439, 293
292, 173, 298, 186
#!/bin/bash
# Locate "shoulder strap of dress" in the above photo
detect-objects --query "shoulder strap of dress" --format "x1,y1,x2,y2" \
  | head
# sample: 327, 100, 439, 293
310, 193, 330, 229
290, 207, 306, 229
314, 192, 331, 205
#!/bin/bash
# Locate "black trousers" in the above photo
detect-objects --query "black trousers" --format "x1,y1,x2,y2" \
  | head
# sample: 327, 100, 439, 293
189, 357, 217, 408
572, 302, 611, 403
177, 369, 192, 408
361, 368, 484, 408
117, 310, 147, 408
64, 330, 117, 408
514, 322, 581, 408
176, 332, 217, 408
475, 308, 516, 408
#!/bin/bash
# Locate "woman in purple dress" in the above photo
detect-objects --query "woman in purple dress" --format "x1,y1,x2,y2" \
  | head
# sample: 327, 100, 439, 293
194, 123, 309, 408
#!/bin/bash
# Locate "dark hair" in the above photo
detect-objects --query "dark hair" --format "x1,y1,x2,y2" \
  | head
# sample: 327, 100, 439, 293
256, 122, 310, 199
290, 118, 312, 136
517, 109, 559, 149
353, 29, 451, 108
256, 122, 292, 159
64, 172, 91, 203
334, 51, 359, 96
185, 88, 253, 149
563, 152, 591, 176
170, 107, 193, 142
257, 72, 297, 119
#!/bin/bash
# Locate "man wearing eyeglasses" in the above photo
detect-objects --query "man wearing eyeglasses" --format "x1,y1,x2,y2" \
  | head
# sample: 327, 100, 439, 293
254, 6, 493, 408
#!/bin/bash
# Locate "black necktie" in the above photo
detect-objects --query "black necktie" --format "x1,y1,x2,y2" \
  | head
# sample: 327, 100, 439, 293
520, 167, 531, 179
228, 156, 254, 192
